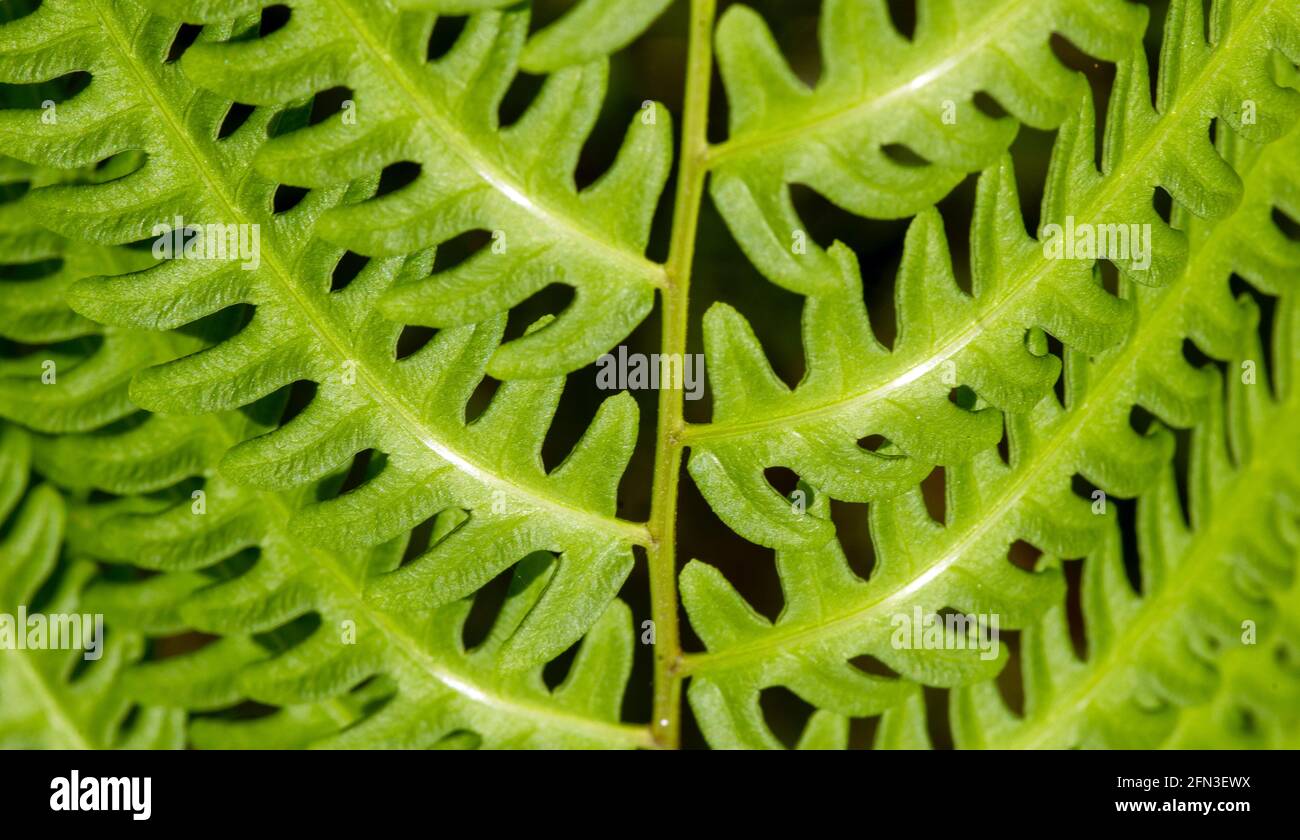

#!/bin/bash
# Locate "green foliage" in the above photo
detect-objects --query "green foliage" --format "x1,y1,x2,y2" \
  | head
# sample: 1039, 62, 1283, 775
0, 0, 1297, 750
146, 0, 673, 378
687, 0, 1298, 549
952, 329, 1300, 748
0, 424, 185, 748
684, 36, 1300, 746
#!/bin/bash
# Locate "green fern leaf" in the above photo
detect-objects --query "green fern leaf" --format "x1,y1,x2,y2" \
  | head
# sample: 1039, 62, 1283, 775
1, 0, 1298, 753
1165, 576, 1300, 748
0, 425, 185, 749
708, 0, 1146, 294
141, 0, 673, 377
684, 0, 1300, 549
32, 363, 650, 746
952, 329, 1299, 747
0, 0, 650, 746
0, 0, 649, 661
680, 12, 1300, 746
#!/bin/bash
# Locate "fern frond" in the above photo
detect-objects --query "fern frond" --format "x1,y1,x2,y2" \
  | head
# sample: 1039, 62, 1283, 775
0, 0, 649, 658
708, 0, 1147, 295
1165, 574, 1300, 749
0, 328, 166, 433
0, 157, 102, 344
0, 425, 185, 749
0, 152, 173, 432
87, 526, 648, 748
141, 0, 673, 377
684, 0, 1300, 549
1, 0, 1297, 753
952, 323, 1300, 748
0, 0, 654, 747
680, 75, 1300, 748
680, 482, 1059, 749
29, 372, 651, 747
21, 325, 649, 747
138, 0, 673, 73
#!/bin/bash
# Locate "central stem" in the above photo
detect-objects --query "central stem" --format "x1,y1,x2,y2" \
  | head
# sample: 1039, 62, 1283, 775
647, 0, 716, 750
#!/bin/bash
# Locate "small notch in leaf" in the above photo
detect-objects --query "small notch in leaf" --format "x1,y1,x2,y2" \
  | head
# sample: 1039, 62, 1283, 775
542, 638, 581, 691
1062, 558, 1088, 660
217, 102, 255, 140
848, 653, 900, 679
165, 24, 203, 64
426, 15, 468, 62
332, 448, 377, 499
920, 466, 945, 525
308, 86, 355, 127
996, 417, 1011, 466
399, 511, 438, 569
1152, 186, 1174, 225
992, 634, 1024, 716
432, 229, 493, 275
1114, 493, 1142, 594
394, 324, 438, 361
971, 91, 1008, 120
1271, 206, 1300, 242
464, 374, 501, 425
948, 385, 978, 410
758, 686, 814, 749
857, 434, 887, 452
461, 559, 527, 652
272, 183, 309, 214
259, 4, 291, 37
763, 466, 799, 499
880, 143, 930, 168
279, 379, 317, 427
498, 71, 546, 130
885, 0, 916, 40
375, 161, 421, 199
330, 250, 369, 292
1007, 539, 1042, 573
